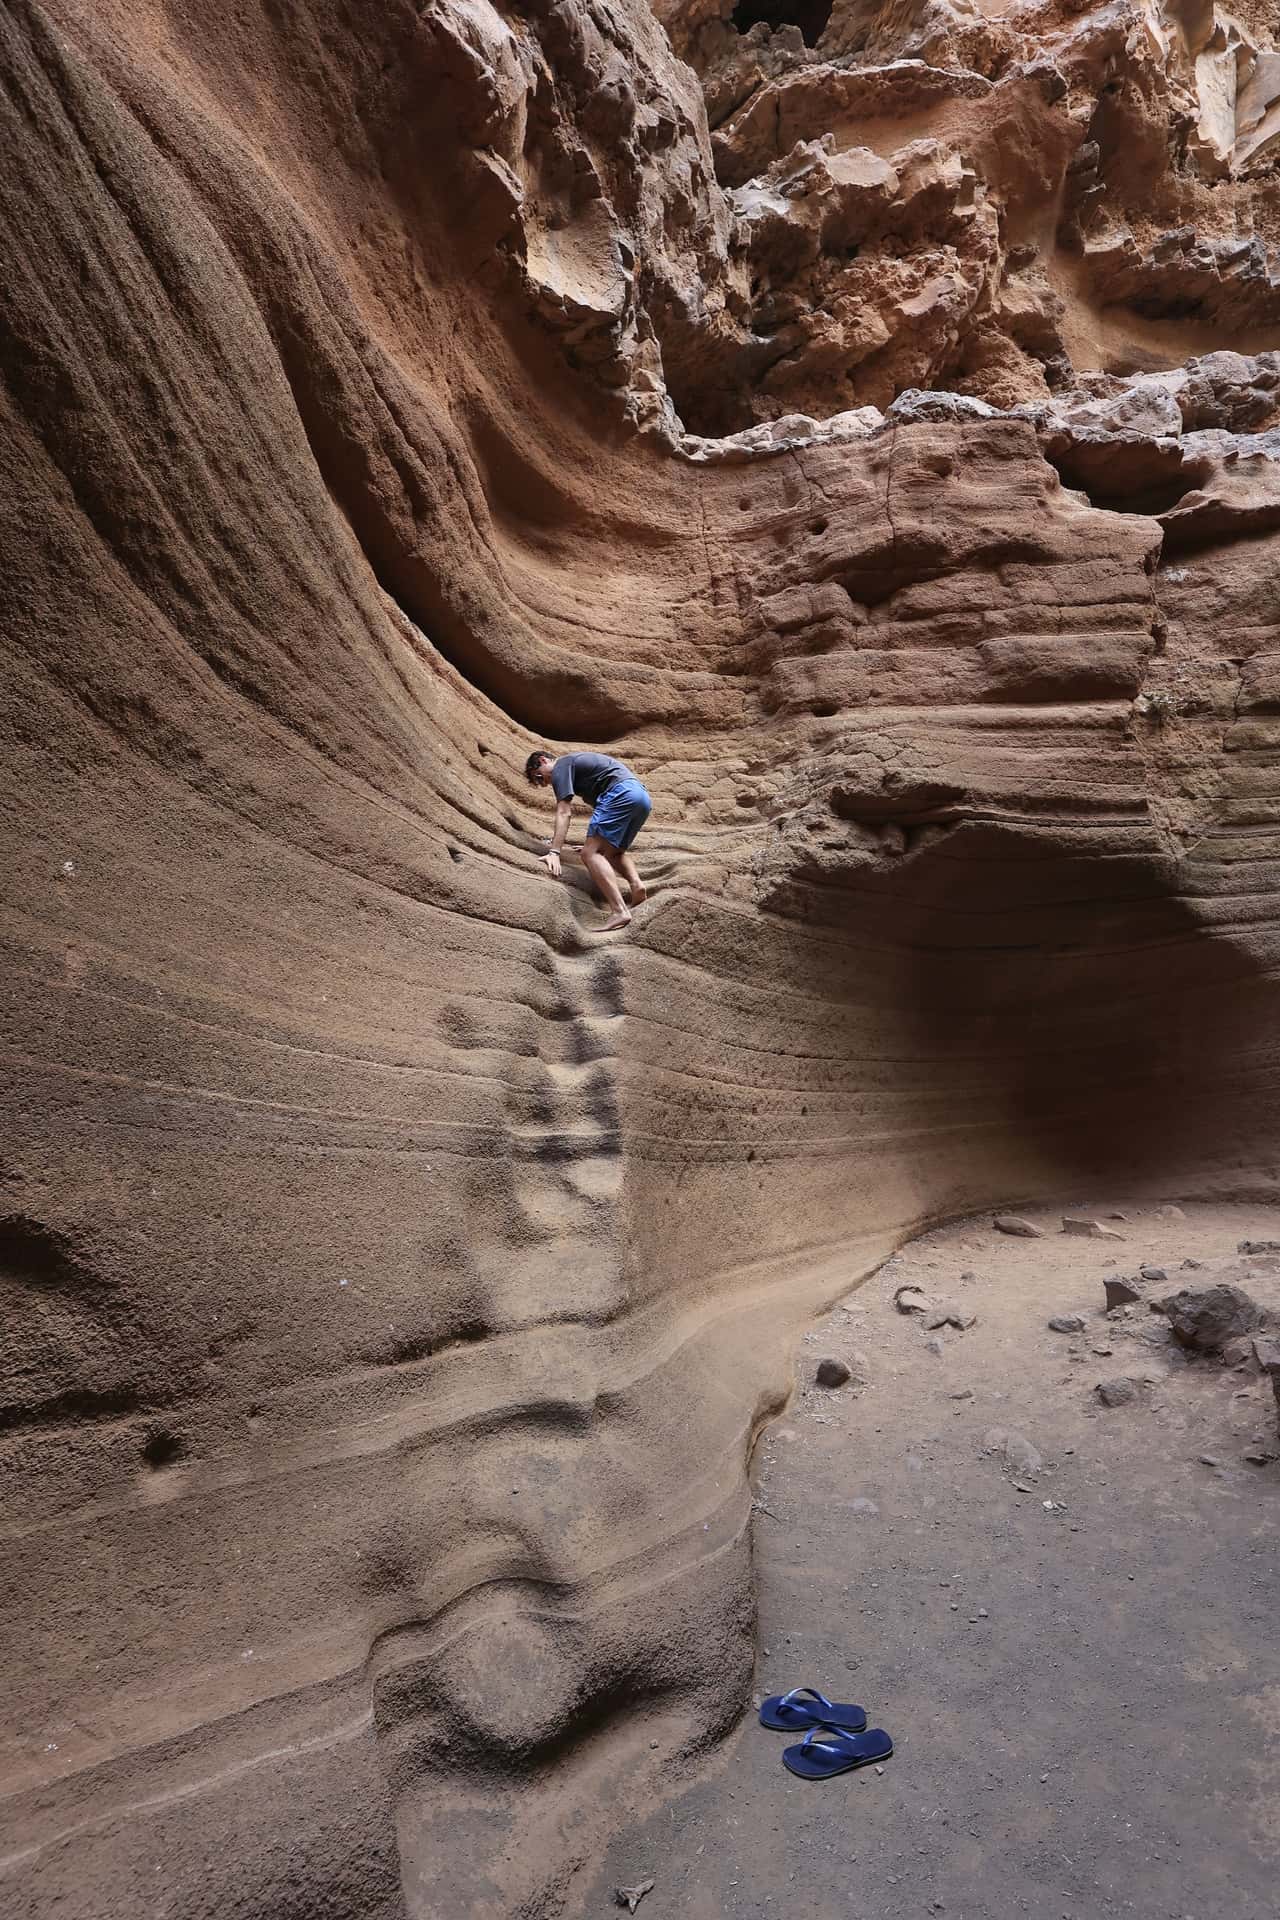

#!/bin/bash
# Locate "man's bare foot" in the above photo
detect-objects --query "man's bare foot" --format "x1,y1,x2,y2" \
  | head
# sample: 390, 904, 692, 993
629, 884, 647, 906
601, 910, 632, 932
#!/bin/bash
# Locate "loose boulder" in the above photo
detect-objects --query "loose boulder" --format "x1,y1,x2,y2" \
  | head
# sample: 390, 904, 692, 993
1155, 1283, 1267, 1354
1104, 1275, 1143, 1310
1063, 1215, 1124, 1240
994, 1215, 1043, 1238
1096, 1376, 1137, 1407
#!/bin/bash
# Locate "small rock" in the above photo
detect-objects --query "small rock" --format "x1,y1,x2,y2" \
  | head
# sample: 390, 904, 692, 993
982, 1427, 1042, 1474
1238, 1240, 1280, 1256
1244, 1448, 1279, 1465
1090, 1343, 1114, 1357
1063, 1215, 1123, 1240
616, 1881, 655, 1914
1096, 1376, 1136, 1407
816, 1357, 852, 1388
1198, 1453, 1224, 1467
1048, 1314, 1085, 1334
1181, 1258, 1204, 1270
925, 1304, 978, 1331
850, 1496, 879, 1515
1138, 1266, 1169, 1284
1154, 1203, 1186, 1220
893, 1284, 931, 1316
994, 1214, 1043, 1238
1220, 1336, 1255, 1369
950, 1387, 974, 1400
1253, 1337, 1280, 1420
1104, 1276, 1143, 1310
1252, 1334, 1280, 1371
923, 1335, 946, 1356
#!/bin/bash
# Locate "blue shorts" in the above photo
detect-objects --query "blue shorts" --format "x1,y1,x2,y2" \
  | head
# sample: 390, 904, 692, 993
588, 777, 652, 853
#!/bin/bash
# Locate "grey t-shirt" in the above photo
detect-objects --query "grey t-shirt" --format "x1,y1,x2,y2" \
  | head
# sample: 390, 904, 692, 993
551, 752, 628, 807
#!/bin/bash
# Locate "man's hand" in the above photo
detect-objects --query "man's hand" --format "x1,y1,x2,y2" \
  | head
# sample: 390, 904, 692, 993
542, 850, 562, 878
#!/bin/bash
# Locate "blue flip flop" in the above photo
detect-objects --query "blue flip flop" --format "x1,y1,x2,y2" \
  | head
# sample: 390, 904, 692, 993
759, 1686, 867, 1733
783, 1725, 893, 1780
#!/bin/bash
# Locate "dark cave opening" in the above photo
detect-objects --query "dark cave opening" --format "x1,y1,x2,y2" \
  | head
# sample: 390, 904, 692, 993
1045, 449, 1213, 519
731, 0, 833, 46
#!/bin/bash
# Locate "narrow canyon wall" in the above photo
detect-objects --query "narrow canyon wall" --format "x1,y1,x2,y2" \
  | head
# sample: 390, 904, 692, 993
2, 0, 1279, 1914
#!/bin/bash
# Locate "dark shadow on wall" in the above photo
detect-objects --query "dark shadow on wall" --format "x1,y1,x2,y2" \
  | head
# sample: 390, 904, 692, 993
762, 816, 1280, 1217
731, 0, 833, 45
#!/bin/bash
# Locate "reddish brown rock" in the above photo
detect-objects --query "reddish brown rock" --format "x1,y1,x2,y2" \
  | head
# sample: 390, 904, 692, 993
2, 0, 1280, 1915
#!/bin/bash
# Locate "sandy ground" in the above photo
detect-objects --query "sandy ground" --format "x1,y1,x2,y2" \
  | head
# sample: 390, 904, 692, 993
590, 1200, 1280, 1919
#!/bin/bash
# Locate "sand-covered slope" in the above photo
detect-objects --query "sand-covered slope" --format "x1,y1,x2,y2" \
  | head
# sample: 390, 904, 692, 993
2, 0, 1280, 1914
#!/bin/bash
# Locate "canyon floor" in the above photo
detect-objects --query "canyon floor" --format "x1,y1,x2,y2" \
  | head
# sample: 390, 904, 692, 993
590, 1201, 1280, 1920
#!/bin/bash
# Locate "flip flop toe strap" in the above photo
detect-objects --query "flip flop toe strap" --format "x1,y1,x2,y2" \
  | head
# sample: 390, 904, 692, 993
801, 1726, 861, 1757
779, 1686, 834, 1717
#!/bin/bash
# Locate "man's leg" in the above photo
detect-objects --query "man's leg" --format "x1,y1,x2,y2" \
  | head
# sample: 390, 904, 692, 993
617, 848, 646, 905
598, 840, 645, 906
581, 836, 631, 930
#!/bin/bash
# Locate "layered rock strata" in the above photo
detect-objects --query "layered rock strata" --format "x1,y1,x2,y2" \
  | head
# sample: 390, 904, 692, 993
2, 0, 1279, 1916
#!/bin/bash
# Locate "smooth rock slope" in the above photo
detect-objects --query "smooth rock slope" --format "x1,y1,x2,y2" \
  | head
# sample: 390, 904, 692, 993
2, 0, 1280, 1914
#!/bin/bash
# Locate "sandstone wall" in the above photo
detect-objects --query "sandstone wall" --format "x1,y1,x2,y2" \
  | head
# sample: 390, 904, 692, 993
2, 0, 1279, 1914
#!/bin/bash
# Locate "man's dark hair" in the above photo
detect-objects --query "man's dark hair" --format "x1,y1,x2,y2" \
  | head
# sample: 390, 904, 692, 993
524, 749, 552, 783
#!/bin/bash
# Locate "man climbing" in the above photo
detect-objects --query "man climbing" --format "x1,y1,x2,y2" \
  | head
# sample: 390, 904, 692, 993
524, 749, 651, 932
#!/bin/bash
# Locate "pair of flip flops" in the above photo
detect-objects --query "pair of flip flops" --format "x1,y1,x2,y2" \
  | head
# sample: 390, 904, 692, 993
759, 1686, 894, 1780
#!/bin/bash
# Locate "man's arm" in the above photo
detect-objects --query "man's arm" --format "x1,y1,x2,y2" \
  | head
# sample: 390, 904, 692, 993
543, 799, 573, 876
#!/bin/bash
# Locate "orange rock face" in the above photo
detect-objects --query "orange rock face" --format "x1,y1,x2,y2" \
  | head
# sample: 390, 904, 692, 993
2, 0, 1279, 1914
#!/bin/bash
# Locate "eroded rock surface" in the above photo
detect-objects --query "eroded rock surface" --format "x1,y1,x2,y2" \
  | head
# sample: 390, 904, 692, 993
2, 0, 1280, 1916
658, 0, 1280, 429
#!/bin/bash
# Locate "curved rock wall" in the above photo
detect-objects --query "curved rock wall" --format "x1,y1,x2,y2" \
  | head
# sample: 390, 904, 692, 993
2, 0, 1279, 1914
